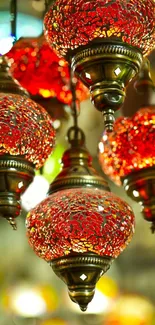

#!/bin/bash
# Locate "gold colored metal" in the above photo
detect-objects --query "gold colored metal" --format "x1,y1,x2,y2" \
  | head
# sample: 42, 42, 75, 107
7, 217, 17, 230
49, 127, 110, 194
122, 167, 155, 232
71, 39, 143, 131
0, 155, 34, 229
51, 253, 113, 312
0, 56, 28, 96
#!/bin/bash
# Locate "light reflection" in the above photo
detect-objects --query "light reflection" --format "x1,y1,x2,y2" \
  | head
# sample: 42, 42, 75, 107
0, 37, 14, 55
21, 175, 49, 211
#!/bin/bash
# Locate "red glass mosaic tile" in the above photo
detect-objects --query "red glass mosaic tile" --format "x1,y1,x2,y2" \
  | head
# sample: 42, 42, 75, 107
44, 0, 155, 56
0, 93, 56, 168
26, 187, 135, 261
99, 107, 155, 184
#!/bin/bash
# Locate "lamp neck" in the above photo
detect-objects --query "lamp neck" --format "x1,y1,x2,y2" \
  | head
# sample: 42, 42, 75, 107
10, 0, 17, 44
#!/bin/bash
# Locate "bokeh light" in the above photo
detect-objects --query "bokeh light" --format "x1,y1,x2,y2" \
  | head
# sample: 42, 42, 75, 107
104, 295, 154, 325
0, 12, 42, 40
2, 283, 59, 318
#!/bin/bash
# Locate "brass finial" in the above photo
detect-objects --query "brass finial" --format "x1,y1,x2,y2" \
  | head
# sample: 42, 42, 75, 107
72, 39, 143, 132
7, 217, 17, 230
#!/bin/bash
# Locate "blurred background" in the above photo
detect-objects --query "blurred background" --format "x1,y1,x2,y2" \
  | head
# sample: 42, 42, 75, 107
0, 0, 155, 324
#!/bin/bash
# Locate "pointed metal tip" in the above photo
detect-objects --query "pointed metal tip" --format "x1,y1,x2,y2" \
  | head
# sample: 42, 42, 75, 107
7, 217, 17, 230
80, 305, 87, 312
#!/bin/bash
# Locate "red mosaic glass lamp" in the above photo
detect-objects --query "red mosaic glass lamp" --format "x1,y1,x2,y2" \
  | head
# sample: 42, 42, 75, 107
7, 35, 88, 105
0, 55, 56, 229
26, 86, 135, 311
44, 0, 155, 131
99, 61, 155, 232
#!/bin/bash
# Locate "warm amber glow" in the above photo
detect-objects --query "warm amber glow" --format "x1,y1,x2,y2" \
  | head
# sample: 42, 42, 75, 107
40, 319, 68, 325
39, 89, 55, 98
96, 276, 119, 299
104, 295, 154, 325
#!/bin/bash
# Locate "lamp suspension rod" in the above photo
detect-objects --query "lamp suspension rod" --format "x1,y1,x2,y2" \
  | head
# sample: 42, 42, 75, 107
70, 67, 78, 129
67, 66, 84, 145
45, 0, 49, 11
10, 0, 17, 44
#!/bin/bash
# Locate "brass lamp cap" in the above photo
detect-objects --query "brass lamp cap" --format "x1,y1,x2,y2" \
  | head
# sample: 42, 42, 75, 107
49, 130, 110, 194
0, 155, 34, 229
51, 253, 113, 311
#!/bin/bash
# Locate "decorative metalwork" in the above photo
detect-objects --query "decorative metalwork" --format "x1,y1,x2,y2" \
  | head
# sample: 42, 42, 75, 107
71, 40, 143, 131
0, 155, 34, 230
51, 253, 113, 312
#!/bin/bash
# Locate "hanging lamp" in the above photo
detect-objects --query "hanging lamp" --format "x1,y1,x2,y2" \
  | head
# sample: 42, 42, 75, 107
0, 55, 55, 229
99, 60, 155, 232
7, 35, 88, 105
26, 78, 135, 312
44, 0, 155, 131
0, 0, 56, 229
7, 0, 88, 106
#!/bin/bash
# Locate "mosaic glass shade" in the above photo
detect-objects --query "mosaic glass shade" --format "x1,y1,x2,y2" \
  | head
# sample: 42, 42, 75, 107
44, 0, 155, 57
0, 93, 55, 169
7, 36, 88, 105
26, 187, 134, 261
98, 107, 155, 185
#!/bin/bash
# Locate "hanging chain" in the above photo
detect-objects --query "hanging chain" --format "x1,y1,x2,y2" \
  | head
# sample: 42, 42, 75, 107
10, 0, 17, 44
67, 66, 85, 146
70, 67, 78, 128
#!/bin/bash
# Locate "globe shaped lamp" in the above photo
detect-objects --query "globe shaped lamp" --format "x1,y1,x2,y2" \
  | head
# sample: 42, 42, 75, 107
99, 106, 155, 232
44, 0, 155, 131
26, 126, 135, 311
7, 35, 88, 105
0, 56, 55, 229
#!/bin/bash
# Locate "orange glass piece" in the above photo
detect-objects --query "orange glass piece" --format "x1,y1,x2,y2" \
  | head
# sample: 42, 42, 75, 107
99, 107, 155, 185
7, 36, 88, 105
